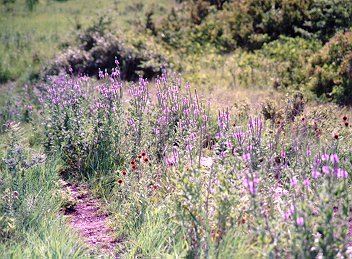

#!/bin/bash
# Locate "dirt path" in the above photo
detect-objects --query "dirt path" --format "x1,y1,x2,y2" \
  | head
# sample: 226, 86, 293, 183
62, 181, 120, 258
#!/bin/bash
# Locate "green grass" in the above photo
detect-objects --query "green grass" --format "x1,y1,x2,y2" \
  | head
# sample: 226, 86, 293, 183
0, 0, 172, 83
0, 156, 89, 257
0, 123, 89, 257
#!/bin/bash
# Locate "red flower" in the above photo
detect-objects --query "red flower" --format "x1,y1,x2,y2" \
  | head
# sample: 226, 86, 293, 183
144, 157, 149, 163
132, 165, 137, 170
141, 152, 146, 157
130, 160, 136, 165
345, 122, 349, 127
122, 171, 127, 176
334, 134, 339, 140
343, 116, 348, 121
117, 179, 123, 184
137, 155, 142, 159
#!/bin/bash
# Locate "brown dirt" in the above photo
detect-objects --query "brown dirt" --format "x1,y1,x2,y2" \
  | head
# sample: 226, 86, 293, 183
62, 182, 120, 258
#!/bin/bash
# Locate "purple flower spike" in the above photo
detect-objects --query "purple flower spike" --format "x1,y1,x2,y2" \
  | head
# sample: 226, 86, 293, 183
322, 165, 330, 174
296, 217, 304, 226
322, 153, 329, 161
290, 176, 298, 187
303, 178, 310, 188
312, 169, 321, 179
242, 153, 251, 161
330, 154, 339, 164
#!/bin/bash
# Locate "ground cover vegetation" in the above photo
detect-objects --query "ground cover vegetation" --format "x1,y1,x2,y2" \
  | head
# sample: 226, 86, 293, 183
1, 0, 352, 258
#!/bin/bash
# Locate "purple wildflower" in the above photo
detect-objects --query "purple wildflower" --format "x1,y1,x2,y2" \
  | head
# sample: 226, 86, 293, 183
303, 178, 310, 188
290, 176, 298, 187
312, 169, 321, 179
322, 166, 330, 174
296, 217, 304, 226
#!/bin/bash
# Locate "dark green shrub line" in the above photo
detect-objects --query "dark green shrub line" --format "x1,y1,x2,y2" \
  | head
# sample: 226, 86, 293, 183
156, 0, 352, 52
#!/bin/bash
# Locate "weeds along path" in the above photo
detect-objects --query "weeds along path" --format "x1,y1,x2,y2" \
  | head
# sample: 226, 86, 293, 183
62, 181, 119, 258
350, 219, 352, 249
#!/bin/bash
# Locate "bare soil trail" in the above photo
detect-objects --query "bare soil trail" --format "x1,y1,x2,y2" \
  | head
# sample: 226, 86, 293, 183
61, 181, 120, 258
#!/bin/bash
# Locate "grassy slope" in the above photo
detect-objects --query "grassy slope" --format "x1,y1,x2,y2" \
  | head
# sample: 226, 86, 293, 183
0, 0, 172, 83
1, 1, 351, 257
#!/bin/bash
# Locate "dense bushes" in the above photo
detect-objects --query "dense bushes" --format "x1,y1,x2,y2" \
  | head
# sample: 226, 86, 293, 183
258, 36, 321, 89
308, 31, 352, 104
157, 0, 352, 52
45, 28, 167, 81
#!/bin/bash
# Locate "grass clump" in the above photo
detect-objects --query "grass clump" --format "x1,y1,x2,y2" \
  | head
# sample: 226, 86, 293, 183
0, 122, 89, 257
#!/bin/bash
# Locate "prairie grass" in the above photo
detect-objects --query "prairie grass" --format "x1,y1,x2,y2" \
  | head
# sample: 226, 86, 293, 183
0, 0, 352, 258
0, 126, 89, 257
0, 0, 171, 83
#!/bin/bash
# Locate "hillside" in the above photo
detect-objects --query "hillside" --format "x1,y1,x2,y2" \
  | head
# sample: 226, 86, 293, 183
0, 0, 352, 258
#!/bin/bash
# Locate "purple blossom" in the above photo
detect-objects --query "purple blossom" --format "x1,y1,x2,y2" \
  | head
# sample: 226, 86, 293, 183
322, 153, 329, 161
330, 154, 339, 164
290, 176, 298, 187
322, 165, 330, 174
242, 153, 251, 161
281, 150, 286, 158
312, 169, 321, 179
336, 168, 348, 179
303, 178, 310, 188
296, 217, 304, 226
243, 176, 259, 195
283, 211, 291, 221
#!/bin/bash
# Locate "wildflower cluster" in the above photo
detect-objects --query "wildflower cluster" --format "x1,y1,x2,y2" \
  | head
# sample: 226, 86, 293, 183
39, 64, 352, 257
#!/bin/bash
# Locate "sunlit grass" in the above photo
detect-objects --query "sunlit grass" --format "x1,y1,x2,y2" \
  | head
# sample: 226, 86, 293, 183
0, 0, 172, 83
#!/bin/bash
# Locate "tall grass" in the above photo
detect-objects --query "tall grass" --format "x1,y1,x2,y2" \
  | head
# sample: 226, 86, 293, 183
0, 0, 171, 83
38, 63, 352, 257
0, 123, 89, 258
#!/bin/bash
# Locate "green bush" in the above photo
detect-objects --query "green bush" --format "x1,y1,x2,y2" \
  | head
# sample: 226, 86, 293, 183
258, 36, 321, 89
45, 19, 168, 81
157, 0, 352, 52
308, 31, 352, 104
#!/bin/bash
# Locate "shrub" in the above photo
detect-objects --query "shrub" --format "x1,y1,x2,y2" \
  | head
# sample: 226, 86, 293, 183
157, 0, 352, 52
308, 31, 352, 104
258, 36, 321, 89
44, 19, 168, 81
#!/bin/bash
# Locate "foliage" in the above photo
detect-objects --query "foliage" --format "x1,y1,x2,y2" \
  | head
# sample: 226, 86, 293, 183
0, 122, 88, 257
0, 84, 34, 134
157, 0, 352, 52
1, 0, 352, 257
258, 36, 321, 89
39, 63, 352, 257
44, 16, 168, 81
25, 0, 37, 11
308, 31, 352, 104
0, 0, 172, 84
